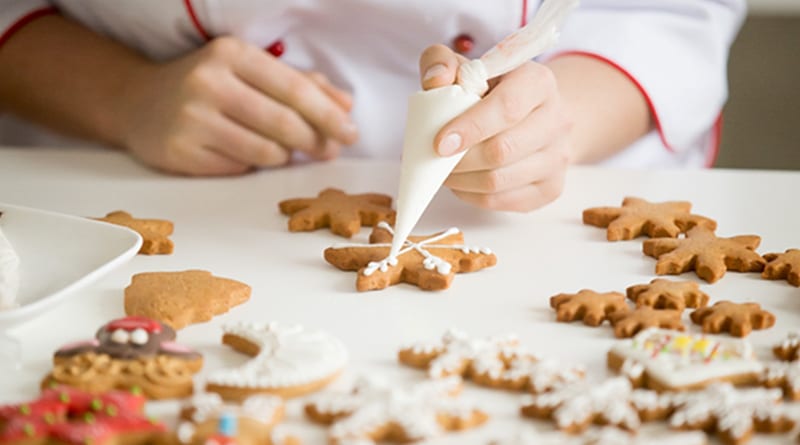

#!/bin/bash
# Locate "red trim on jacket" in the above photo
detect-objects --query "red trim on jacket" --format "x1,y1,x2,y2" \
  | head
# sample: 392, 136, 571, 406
705, 114, 723, 168
184, 0, 211, 41
0, 6, 58, 51
521, 0, 529, 27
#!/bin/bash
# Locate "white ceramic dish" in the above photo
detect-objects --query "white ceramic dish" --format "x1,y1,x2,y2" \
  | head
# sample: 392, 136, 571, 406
0, 203, 141, 330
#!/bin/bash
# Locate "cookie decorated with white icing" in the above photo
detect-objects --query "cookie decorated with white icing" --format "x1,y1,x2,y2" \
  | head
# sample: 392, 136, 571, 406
0, 212, 20, 311
773, 331, 800, 361
490, 428, 708, 445
205, 322, 347, 401
607, 328, 763, 391
760, 360, 800, 400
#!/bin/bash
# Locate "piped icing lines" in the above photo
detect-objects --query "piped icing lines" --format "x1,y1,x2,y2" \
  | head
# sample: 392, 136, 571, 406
773, 331, 800, 361
607, 328, 763, 391
760, 361, 800, 401
399, 329, 584, 393
205, 322, 347, 400
304, 376, 488, 444
324, 222, 497, 291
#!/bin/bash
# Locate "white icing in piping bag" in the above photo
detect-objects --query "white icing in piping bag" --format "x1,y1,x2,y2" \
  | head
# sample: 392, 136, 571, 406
390, 0, 579, 257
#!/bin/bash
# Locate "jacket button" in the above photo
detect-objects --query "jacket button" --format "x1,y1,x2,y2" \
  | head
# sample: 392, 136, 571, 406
267, 40, 285, 57
452, 34, 474, 55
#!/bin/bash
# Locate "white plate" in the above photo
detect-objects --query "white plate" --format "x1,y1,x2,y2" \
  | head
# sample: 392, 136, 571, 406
0, 203, 141, 330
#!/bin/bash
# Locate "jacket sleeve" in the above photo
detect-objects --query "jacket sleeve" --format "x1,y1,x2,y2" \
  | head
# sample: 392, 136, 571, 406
0, 1, 57, 49
542, 0, 746, 153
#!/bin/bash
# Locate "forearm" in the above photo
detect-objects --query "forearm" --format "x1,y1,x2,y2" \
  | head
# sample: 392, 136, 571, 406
0, 14, 153, 147
546, 54, 653, 164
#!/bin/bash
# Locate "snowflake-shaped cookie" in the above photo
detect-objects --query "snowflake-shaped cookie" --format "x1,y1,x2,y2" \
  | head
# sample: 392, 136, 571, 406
490, 428, 708, 445
774, 331, 800, 361
583, 197, 716, 241
761, 361, 800, 401
626, 279, 709, 311
399, 329, 584, 393
550, 289, 629, 326
279, 188, 395, 238
93, 210, 174, 254
325, 222, 497, 291
304, 376, 487, 444
762, 249, 800, 286
609, 307, 685, 338
643, 226, 766, 283
690, 301, 775, 337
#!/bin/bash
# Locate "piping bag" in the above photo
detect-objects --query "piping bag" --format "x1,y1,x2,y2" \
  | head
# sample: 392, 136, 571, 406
389, 0, 579, 257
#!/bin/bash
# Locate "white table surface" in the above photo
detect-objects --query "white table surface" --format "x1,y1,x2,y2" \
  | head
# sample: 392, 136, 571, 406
1, 146, 800, 444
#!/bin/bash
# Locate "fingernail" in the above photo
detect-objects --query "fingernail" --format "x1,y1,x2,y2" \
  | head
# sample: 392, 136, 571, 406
423, 64, 448, 82
438, 132, 462, 156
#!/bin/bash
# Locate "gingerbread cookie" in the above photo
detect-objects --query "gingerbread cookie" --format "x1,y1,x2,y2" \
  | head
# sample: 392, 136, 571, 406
582, 197, 717, 241
550, 289, 629, 326
93, 210, 174, 255
491, 428, 708, 445
774, 331, 800, 361
399, 329, 584, 393
174, 393, 299, 445
324, 222, 496, 291
205, 322, 347, 401
607, 328, 763, 391
278, 188, 395, 238
760, 361, 800, 401
626, 279, 709, 311
305, 376, 487, 444
762, 249, 800, 286
690, 301, 775, 337
42, 316, 202, 399
642, 226, 765, 283
609, 307, 685, 338
124, 270, 251, 330
0, 386, 166, 445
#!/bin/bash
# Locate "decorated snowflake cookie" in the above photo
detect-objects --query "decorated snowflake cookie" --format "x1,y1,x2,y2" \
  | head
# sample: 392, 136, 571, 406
205, 322, 347, 401
304, 376, 487, 444
324, 222, 497, 291
399, 329, 584, 393
773, 331, 800, 361
607, 328, 762, 391
760, 361, 800, 400
490, 428, 708, 445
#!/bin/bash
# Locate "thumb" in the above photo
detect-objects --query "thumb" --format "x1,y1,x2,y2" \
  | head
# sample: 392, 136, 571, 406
419, 44, 463, 90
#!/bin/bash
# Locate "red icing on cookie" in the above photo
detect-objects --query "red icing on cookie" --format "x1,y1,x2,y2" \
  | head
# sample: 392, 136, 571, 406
106, 316, 162, 334
49, 415, 164, 445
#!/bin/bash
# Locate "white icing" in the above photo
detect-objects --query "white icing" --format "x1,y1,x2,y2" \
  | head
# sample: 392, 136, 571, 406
0, 223, 20, 311
110, 329, 130, 344
130, 328, 149, 345
762, 361, 800, 396
206, 322, 348, 389
609, 328, 762, 389
188, 392, 284, 425
176, 422, 196, 444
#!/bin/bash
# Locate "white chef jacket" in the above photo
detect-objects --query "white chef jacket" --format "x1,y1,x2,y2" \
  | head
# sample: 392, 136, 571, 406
0, 0, 745, 168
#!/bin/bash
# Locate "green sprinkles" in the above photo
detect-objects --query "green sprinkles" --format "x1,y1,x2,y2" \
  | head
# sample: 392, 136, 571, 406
19, 404, 31, 415
23, 423, 35, 437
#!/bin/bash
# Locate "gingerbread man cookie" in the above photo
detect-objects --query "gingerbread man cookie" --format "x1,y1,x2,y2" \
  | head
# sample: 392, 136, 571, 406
124, 270, 251, 329
0, 386, 166, 445
609, 307, 685, 338
205, 322, 347, 401
773, 331, 800, 361
762, 249, 800, 286
626, 279, 710, 311
550, 289, 629, 326
42, 316, 202, 399
93, 211, 174, 255
279, 188, 395, 238
582, 197, 717, 241
324, 222, 497, 291
690, 301, 775, 337
399, 329, 584, 393
643, 226, 765, 283
304, 376, 487, 444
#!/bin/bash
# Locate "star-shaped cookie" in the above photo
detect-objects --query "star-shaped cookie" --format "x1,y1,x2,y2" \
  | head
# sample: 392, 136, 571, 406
626, 278, 710, 311
324, 222, 497, 291
643, 226, 766, 283
762, 249, 800, 286
583, 197, 717, 241
609, 306, 685, 338
279, 188, 395, 238
549, 289, 629, 326
93, 211, 173, 254
690, 301, 775, 337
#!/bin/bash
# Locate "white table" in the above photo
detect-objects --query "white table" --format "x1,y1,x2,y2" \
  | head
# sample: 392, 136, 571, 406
1, 147, 799, 444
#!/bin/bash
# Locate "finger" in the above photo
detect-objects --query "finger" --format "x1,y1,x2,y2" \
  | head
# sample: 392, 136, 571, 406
419, 44, 464, 90
206, 111, 291, 167
233, 50, 358, 144
169, 146, 252, 177
450, 170, 566, 213
434, 62, 555, 157
307, 71, 354, 112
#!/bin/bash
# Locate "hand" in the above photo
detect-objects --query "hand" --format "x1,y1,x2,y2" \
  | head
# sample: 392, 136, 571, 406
418, 44, 572, 212
121, 37, 358, 176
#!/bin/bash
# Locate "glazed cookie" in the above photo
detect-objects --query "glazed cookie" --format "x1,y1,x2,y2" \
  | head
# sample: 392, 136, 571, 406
205, 322, 347, 401
304, 376, 487, 444
690, 301, 775, 337
607, 328, 762, 391
550, 289, 629, 326
774, 331, 800, 361
174, 393, 299, 445
93, 211, 174, 255
324, 221, 497, 291
399, 329, 584, 393
626, 279, 709, 311
42, 316, 202, 399
0, 386, 166, 445
762, 249, 800, 286
278, 188, 395, 238
760, 361, 800, 401
491, 428, 708, 445
608, 307, 685, 338
124, 270, 251, 329
582, 197, 717, 241
642, 226, 765, 283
